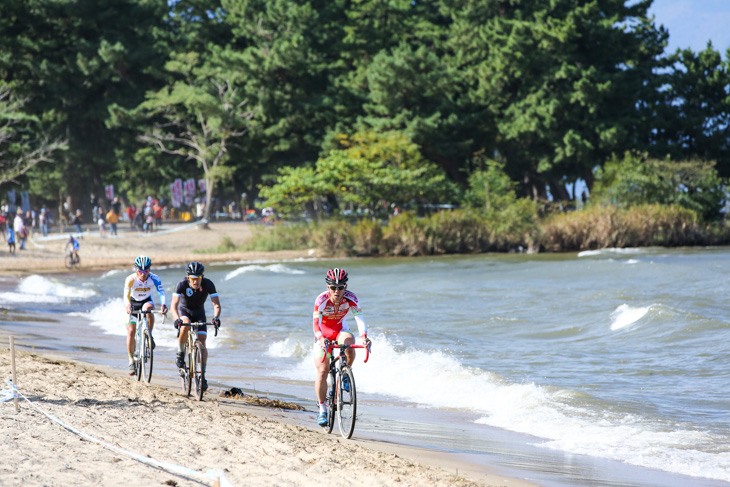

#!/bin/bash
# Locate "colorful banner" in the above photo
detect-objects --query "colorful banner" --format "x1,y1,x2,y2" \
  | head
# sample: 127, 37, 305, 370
20, 191, 30, 212
184, 179, 196, 206
105, 184, 114, 201
198, 178, 206, 195
7, 189, 15, 206
170, 179, 183, 208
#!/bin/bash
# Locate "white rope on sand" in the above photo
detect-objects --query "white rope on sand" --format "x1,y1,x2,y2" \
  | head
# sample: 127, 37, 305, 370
4, 379, 233, 487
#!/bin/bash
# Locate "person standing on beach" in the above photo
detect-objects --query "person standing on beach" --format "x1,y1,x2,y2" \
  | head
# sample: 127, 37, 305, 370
72, 209, 83, 237
312, 268, 371, 426
123, 256, 168, 375
106, 207, 119, 236
6, 223, 15, 255
171, 261, 221, 392
14, 209, 27, 250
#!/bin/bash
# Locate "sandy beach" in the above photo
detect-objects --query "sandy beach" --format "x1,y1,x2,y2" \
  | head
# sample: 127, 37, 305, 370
1, 348, 534, 487
1, 223, 534, 487
1, 221, 316, 275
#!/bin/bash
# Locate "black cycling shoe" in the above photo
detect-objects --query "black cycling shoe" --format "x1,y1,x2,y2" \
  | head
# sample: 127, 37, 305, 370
175, 352, 185, 369
128, 362, 136, 375
150, 335, 156, 350
202, 379, 208, 392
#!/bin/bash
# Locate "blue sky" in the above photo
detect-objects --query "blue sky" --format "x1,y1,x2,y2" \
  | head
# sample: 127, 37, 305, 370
649, 0, 730, 55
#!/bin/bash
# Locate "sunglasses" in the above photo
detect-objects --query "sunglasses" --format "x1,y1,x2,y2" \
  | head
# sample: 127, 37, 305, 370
137, 270, 149, 275
328, 285, 345, 291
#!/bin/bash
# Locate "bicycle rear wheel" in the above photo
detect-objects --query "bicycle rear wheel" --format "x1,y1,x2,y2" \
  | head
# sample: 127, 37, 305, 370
193, 341, 205, 401
65, 254, 74, 269
142, 330, 153, 383
337, 366, 357, 439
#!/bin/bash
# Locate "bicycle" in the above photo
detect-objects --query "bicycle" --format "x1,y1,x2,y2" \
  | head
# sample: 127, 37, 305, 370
321, 339, 370, 439
64, 251, 81, 269
177, 321, 218, 401
129, 309, 165, 383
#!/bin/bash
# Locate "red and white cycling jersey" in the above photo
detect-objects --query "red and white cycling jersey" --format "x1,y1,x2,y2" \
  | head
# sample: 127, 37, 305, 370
312, 290, 367, 341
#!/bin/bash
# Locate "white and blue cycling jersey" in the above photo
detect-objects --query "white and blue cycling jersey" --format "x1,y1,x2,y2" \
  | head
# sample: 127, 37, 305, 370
123, 272, 167, 306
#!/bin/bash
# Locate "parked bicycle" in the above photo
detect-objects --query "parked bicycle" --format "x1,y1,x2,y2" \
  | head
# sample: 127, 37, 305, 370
65, 251, 81, 269
321, 339, 370, 439
177, 321, 218, 401
129, 309, 165, 383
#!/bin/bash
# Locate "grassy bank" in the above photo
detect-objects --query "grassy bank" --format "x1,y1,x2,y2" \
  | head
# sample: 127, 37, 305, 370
232, 204, 730, 256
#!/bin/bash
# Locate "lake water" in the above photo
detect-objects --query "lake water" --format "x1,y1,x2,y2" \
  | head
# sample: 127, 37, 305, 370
2, 247, 730, 486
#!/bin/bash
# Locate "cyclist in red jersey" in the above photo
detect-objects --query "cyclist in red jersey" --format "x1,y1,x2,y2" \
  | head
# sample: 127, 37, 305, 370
313, 268, 371, 426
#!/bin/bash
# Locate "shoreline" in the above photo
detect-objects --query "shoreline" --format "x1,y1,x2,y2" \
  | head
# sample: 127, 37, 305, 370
0, 221, 324, 276
1, 336, 534, 487
0, 229, 537, 486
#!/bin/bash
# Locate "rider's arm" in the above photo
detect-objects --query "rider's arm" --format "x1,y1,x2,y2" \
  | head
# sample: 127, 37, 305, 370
151, 274, 167, 307
346, 293, 368, 339
170, 294, 181, 320
123, 274, 134, 307
211, 295, 221, 318
313, 310, 324, 339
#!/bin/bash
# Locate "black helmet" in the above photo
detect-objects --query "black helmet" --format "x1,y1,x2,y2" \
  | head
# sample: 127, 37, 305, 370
186, 261, 205, 277
325, 268, 348, 285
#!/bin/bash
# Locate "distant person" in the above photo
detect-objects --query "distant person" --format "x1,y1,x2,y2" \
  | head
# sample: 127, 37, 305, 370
0, 212, 6, 242
72, 209, 83, 237
39, 208, 49, 237
65, 235, 80, 261
123, 256, 168, 375
126, 203, 137, 229
97, 207, 107, 237
14, 209, 27, 250
106, 207, 119, 236
7, 224, 15, 255
312, 268, 371, 426
112, 196, 121, 215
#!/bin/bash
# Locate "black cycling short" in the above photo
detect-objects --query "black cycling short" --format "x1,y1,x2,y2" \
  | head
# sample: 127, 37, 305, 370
130, 297, 152, 312
179, 307, 207, 334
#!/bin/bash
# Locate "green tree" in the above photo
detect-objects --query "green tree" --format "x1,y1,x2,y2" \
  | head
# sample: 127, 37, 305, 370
446, 0, 666, 199
0, 0, 169, 213
0, 82, 66, 185
591, 152, 726, 220
136, 51, 256, 223
648, 44, 730, 176
260, 131, 457, 218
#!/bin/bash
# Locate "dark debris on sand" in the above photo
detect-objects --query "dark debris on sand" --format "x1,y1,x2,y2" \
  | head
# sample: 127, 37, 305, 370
220, 387, 305, 411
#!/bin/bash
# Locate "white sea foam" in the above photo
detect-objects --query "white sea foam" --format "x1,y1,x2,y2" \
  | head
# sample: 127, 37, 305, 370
224, 264, 306, 281
279, 334, 730, 482
577, 248, 642, 258
72, 297, 220, 350
99, 269, 123, 279
267, 338, 309, 359
0, 275, 97, 304
610, 304, 652, 330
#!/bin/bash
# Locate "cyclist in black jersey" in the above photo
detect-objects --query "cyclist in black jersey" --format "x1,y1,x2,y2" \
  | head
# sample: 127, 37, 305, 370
171, 261, 221, 391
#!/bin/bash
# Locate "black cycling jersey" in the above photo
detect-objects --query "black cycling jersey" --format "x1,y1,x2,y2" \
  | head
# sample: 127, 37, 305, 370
173, 277, 218, 311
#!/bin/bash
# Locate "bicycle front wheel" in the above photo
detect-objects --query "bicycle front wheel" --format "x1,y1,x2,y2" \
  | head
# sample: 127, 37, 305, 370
180, 343, 192, 396
322, 369, 336, 434
337, 366, 357, 439
193, 341, 205, 401
142, 330, 153, 383
135, 336, 143, 382
64, 254, 74, 269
